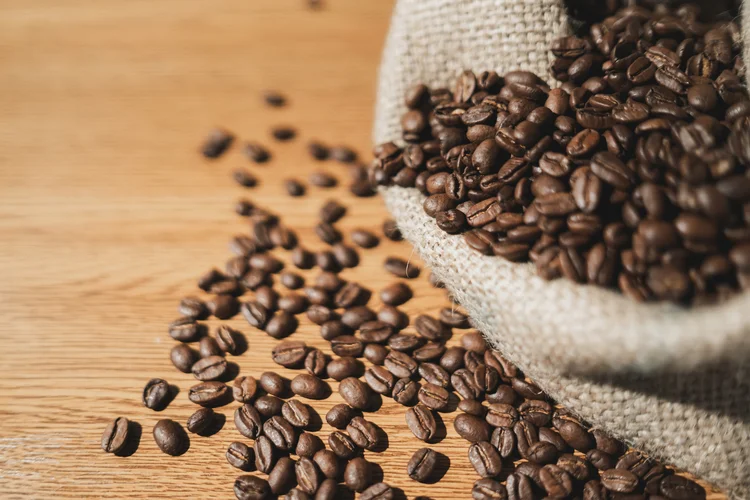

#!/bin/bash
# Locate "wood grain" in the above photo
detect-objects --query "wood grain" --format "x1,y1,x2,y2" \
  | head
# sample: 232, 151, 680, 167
0, 0, 726, 498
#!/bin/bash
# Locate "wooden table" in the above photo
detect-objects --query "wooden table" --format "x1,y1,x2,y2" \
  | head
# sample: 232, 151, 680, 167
0, 1, 725, 498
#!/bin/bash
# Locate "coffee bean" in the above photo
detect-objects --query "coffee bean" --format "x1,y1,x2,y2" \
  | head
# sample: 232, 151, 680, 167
101, 417, 130, 454
491, 427, 517, 459
233, 376, 258, 403
364, 344, 389, 366
340, 306, 376, 330
184, 407, 214, 435
226, 441, 254, 471
388, 333, 423, 352
296, 432, 324, 459
152, 419, 187, 456
601, 468, 640, 493
539, 464, 574, 498
458, 399, 486, 417
272, 341, 307, 368
384, 350, 418, 378
441, 346, 466, 373
334, 282, 365, 308
143, 378, 171, 411
328, 430, 358, 459
406, 404, 437, 441
451, 368, 483, 400
235, 404, 263, 439
286, 179, 306, 197
242, 301, 270, 330
201, 128, 233, 158
351, 229, 380, 248
303, 349, 327, 377
486, 403, 519, 428
188, 381, 229, 407
168, 317, 202, 342
472, 478, 507, 500
255, 395, 284, 418
407, 447, 438, 482
347, 416, 380, 450
418, 383, 450, 411
256, 372, 285, 397
365, 365, 396, 395
234, 475, 271, 500
253, 440, 277, 477
469, 441, 503, 478
418, 362, 450, 388
192, 355, 227, 381
291, 374, 330, 400
378, 306, 410, 330
384, 256, 419, 278
455, 413, 491, 443
414, 314, 449, 340
313, 450, 341, 481
282, 400, 312, 429
360, 482, 394, 500
379, 282, 412, 306
267, 457, 296, 496
439, 308, 470, 328
179, 296, 208, 319
170, 344, 198, 373
306, 305, 335, 325
344, 457, 372, 493
199, 336, 223, 358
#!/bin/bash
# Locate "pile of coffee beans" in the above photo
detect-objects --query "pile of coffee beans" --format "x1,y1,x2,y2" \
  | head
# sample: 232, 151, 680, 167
372, 2, 750, 306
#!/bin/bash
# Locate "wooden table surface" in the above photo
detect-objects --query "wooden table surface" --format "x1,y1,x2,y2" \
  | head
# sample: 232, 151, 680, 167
0, 1, 725, 499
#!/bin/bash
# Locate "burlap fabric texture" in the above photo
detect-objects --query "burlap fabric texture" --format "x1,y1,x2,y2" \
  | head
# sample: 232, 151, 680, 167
374, 0, 750, 497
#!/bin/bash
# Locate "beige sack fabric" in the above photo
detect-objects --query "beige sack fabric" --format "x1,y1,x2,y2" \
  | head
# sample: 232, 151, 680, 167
375, 0, 750, 497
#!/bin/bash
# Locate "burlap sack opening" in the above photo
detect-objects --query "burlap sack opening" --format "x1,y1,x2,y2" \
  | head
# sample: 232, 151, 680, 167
374, 0, 750, 497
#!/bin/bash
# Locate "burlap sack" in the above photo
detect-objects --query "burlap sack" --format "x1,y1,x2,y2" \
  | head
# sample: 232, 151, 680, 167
374, 1, 750, 497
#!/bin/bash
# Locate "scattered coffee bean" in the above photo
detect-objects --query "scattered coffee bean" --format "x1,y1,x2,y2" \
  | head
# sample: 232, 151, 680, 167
384, 256, 419, 278
263, 90, 286, 107
186, 407, 215, 434
272, 126, 296, 141
286, 179, 306, 197
170, 344, 198, 373
405, 404, 437, 442
152, 419, 187, 456
407, 447, 438, 482
201, 128, 233, 159
351, 229, 380, 249
290, 374, 330, 400
234, 475, 271, 500
226, 441, 254, 471
101, 417, 130, 454
142, 378, 171, 411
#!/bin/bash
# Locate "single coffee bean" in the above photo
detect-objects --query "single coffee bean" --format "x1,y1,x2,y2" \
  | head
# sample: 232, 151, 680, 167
365, 365, 396, 395
384, 350, 418, 378
295, 457, 321, 495
414, 314, 449, 340
384, 256, 420, 278
341, 306, 377, 330
142, 378, 171, 411
168, 317, 202, 342
491, 426, 517, 459
278, 293, 309, 315
539, 427, 568, 453
556, 453, 591, 481
379, 282, 412, 306
587, 449, 616, 471
441, 346, 466, 373
296, 432, 325, 459
392, 377, 420, 405
266, 311, 298, 339
359, 321, 394, 344
254, 435, 276, 474
291, 247, 314, 268
419, 362, 450, 388
272, 341, 307, 368
347, 416, 380, 450
458, 399, 486, 417
255, 395, 284, 418
319, 200, 347, 223
201, 128, 233, 158
226, 441, 254, 471
280, 271, 305, 290
455, 413, 491, 443
407, 447, 438, 482
314, 449, 342, 479
469, 441, 503, 478
451, 368, 483, 400
101, 417, 130, 454
439, 308, 470, 328
334, 282, 365, 308
291, 374, 330, 400
192, 355, 227, 381
378, 306, 410, 330
539, 464, 574, 498
264, 415, 298, 451
234, 475, 271, 500
338, 376, 371, 410
364, 344, 389, 366
330, 335, 364, 357
259, 371, 288, 397
601, 469, 640, 493
486, 403, 519, 428
344, 457, 372, 493
170, 344, 198, 373
351, 229, 380, 248
519, 399, 552, 427
152, 419, 187, 456
659, 474, 705, 500
388, 333, 424, 352
326, 356, 361, 381
282, 399, 312, 429
199, 336, 223, 358
286, 179, 306, 197
268, 457, 296, 496
360, 482, 394, 500
328, 430, 358, 459
186, 407, 214, 434
235, 404, 263, 439
215, 324, 241, 355
309, 171, 337, 188
242, 301, 270, 330
320, 320, 349, 341
418, 383, 450, 411
188, 381, 229, 407
405, 404, 437, 442
472, 478, 507, 500
414, 343, 446, 362
307, 305, 336, 325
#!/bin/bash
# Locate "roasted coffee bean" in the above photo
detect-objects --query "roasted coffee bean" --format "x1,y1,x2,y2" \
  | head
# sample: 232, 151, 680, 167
418, 382, 450, 411
334, 282, 365, 308
304, 349, 327, 377
286, 179, 306, 197
278, 293, 308, 315
234, 475, 271, 500
282, 399, 312, 428
347, 416, 380, 450
364, 344, 389, 366
258, 372, 287, 397
469, 441, 503, 478
338, 376, 371, 409
330, 335, 364, 357
388, 377, 417, 406
439, 308, 470, 328
538, 464, 574, 497
319, 200, 346, 224
192, 355, 227, 381
263, 415, 297, 451
341, 307, 377, 330
326, 356, 361, 381
406, 404, 437, 441
296, 432, 324, 459
455, 413, 491, 443
234, 404, 263, 439
491, 427, 517, 459
179, 296, 208, 319
384, 256, 419, 278
233, 376, 258, 403
291, 374, 329, 400
414, 343, 446, 362
378, 306, 410, 330
419, 362, 450, 388
186, 407, 214, 435
143, 378, 171, 411
101, 417, 130, 454
280, 271, 304, 290
365, 365, 396, 395
660, 475, 705, 500
511, 378, 545, 400
388, 333, 424, 352
351, 229, 380, 248
472, 478, 508, 500
344, 457, 372, 493
199, 336, 223, 358
201, 128, 233, 158
314, 450, 342, 480
267, 457, 296, 496
294, 457, 321, 495
152, 419, 187, 456
557, 419, 594, 452
601, 469, 640, 493
360, 482, 394, 500
255, 395, 284, 418
486, 403, 519, 428
215, 325, 241, 355
328, 431, 358, 459
307, 305, 336, 325
226, 441, 254, 471
188, 381, 229, 407
407, 447, 438, 482
414, 314, 449, 340
272, 341, 307, 368
326, 403, 357, 429
587, 449, 616, 471
441, 346, 466, 373
233, 168, 258, 188
459, 399, 486, 417
170, 344, 198, 373
242, 301, 270, 330
385, 350, 418, 378
452, 368, 483, 400
168, 317, 202, 342
379, 282, 412, 306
